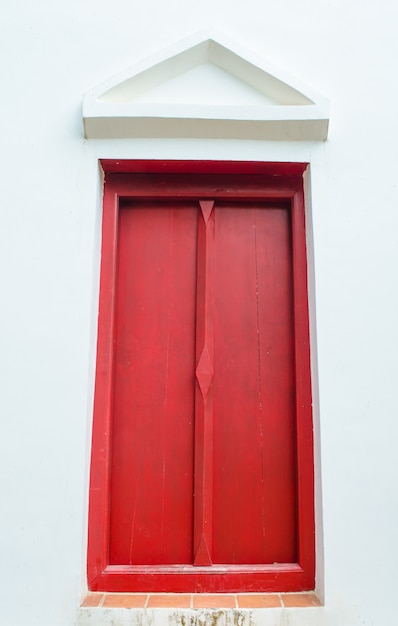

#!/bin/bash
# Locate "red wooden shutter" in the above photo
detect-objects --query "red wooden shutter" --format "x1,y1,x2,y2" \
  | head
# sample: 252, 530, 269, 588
88, 162, 315, 593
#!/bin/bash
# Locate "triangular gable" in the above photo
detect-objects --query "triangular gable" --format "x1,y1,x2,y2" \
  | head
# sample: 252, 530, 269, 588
83, 30, 329, 141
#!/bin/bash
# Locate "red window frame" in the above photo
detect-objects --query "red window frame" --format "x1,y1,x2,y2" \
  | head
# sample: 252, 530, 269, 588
87, 160, 315, 593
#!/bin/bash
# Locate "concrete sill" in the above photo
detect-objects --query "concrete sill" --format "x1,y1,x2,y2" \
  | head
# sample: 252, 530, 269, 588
78, 593, 323, 626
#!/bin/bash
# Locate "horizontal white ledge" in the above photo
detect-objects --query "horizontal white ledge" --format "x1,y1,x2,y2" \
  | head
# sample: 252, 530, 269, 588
83, 114, 328, 141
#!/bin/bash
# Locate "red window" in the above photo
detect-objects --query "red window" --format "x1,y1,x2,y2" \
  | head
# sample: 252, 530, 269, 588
88, 161, 315, 592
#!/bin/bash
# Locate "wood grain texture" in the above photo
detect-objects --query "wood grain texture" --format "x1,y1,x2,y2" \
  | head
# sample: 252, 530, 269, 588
109, 201, 197, 565
212, 203, 296, 565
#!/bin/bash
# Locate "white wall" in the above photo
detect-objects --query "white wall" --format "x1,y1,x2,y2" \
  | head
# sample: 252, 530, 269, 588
1, 1, 398, 625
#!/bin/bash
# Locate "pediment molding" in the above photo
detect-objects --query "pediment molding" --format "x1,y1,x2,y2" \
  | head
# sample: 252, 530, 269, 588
83, 30, 329, 141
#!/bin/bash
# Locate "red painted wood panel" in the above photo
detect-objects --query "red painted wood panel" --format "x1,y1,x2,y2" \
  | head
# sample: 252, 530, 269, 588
212, 203, 297, 564
108, 201, 197, 565
88, 164, 314, 592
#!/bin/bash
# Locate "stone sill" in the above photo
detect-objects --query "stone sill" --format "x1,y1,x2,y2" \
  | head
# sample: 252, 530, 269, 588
78, 593, 323, 626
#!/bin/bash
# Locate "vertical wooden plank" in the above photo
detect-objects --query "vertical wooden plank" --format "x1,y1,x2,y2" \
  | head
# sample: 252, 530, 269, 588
87, 181, 119, 587
193, 200, 215, 566
108, 200, 197, 565
291, 189, 315, 579
212, 202, 297, 564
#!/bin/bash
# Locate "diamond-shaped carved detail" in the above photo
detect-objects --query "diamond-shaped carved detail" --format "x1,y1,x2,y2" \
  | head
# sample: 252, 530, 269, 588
196, 345, 214, 399
199, 200, 214, 224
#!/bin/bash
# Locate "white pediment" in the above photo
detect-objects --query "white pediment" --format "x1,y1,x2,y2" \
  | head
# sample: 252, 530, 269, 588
83, 31, 329, 141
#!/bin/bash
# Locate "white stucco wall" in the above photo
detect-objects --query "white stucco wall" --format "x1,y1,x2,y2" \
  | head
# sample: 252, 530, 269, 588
1, 1, 398, 625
